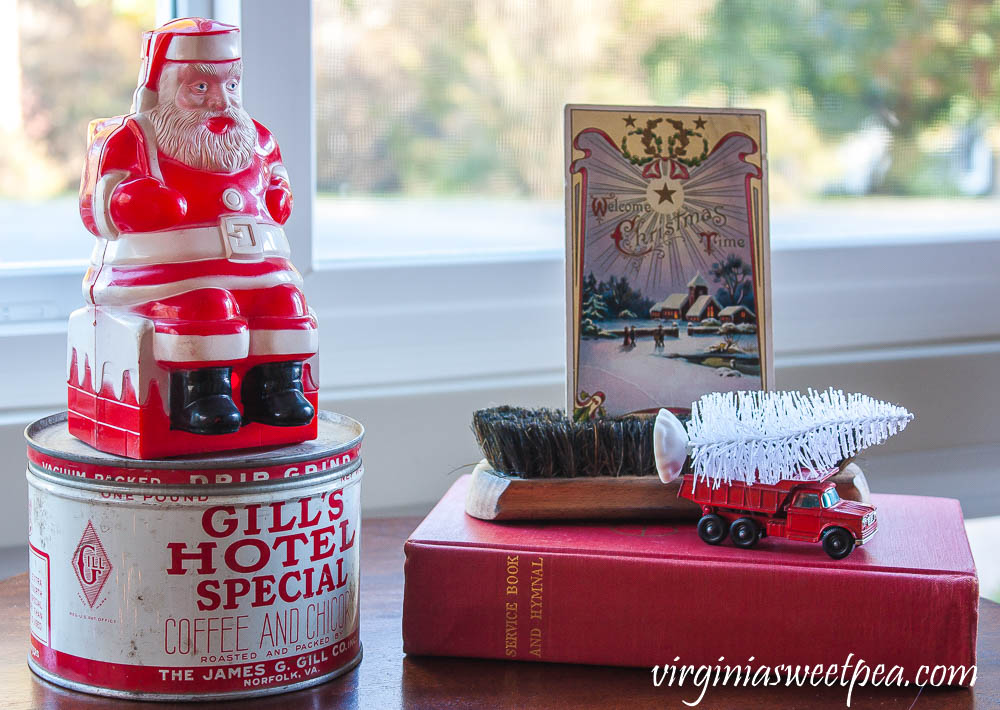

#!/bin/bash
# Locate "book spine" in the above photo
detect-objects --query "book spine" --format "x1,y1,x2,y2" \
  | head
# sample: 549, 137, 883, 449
402, 541, 978, 678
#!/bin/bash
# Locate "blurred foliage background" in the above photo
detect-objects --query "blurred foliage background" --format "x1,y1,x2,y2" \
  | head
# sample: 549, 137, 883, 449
6, 0, 1000, 202
2, 0, 154, 198
315, 0, 1000, 201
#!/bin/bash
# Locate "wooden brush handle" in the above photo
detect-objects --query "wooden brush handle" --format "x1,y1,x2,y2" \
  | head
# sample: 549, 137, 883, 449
465, 461, 871, 521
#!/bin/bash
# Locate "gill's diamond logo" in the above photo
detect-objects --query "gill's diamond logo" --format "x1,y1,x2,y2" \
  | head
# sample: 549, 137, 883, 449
72, 521, 111, 607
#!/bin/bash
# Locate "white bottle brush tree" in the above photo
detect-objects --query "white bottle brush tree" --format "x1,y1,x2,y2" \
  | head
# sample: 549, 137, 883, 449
653, 389, 914, 487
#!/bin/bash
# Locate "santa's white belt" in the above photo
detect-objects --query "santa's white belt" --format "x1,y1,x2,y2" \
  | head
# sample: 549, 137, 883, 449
94, 216, 291, 266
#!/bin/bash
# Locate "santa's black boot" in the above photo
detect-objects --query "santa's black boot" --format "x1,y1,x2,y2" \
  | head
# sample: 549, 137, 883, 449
242, 361, 315, 427
169, 367, 243, 435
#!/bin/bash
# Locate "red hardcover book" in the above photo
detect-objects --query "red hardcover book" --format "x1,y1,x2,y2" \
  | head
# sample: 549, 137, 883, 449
403, 475, 978, 682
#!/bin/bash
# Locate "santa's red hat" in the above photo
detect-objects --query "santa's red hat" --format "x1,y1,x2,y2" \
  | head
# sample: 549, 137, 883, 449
132, 17, 241, 113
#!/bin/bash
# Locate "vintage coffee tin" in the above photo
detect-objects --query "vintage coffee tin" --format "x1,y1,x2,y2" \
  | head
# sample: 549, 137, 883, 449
25, 411, 364, 701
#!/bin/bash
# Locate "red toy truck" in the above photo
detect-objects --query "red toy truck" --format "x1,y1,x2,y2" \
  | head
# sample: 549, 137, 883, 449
679, 470, 877, 559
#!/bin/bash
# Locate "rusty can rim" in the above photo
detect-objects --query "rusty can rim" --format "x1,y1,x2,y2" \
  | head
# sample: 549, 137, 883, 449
27, 455, 364, 497
24, 410, 364, 486
25, 410, 363, 469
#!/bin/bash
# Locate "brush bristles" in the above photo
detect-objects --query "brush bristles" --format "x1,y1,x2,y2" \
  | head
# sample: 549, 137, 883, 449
472, 406, 663, 478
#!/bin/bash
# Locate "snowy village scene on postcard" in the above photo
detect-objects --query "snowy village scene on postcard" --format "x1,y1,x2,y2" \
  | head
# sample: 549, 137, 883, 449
566, 106, 772, 418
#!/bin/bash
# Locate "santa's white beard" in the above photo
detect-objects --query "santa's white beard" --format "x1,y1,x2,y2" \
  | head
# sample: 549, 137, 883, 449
146, 101, 257, 173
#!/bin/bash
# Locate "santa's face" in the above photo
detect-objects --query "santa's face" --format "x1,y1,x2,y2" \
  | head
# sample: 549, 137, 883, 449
147, 61, 257, 173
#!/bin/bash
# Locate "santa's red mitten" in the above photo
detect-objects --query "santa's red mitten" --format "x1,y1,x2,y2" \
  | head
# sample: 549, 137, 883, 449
110, 177, 187, 233
265, 178, 293, 225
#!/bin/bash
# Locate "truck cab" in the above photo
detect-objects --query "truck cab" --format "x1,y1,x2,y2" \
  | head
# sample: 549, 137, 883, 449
784, 482, 878, 554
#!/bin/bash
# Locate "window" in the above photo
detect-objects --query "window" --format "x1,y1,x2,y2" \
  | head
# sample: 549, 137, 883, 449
0, 0, 994, 537
796, 493, 821, 509
822, 489, 840, 508
0, 1, 994, 439
6, 1, 998, 288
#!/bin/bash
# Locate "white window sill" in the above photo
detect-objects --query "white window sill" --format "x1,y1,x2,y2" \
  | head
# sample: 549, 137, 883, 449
0, 198, 998, 410
314, 196, 1000, 264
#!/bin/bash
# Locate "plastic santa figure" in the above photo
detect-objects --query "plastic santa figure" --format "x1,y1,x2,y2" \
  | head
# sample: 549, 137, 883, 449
70, 18, 318, 458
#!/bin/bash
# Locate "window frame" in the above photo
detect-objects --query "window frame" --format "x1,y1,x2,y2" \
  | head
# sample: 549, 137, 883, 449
0, 0, 999, 546
0, 0, 999, 413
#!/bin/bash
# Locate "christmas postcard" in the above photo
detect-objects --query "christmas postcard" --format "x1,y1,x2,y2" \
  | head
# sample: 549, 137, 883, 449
565, 105, 773, 419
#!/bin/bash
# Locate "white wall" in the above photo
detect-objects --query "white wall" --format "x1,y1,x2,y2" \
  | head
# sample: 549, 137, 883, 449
2, 230, 1000, 550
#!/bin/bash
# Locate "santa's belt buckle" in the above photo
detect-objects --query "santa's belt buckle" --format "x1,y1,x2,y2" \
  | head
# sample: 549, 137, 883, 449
220, 216, 264, 260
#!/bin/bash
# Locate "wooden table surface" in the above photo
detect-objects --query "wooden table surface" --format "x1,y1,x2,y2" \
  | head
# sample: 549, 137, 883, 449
1, 516, 996, 709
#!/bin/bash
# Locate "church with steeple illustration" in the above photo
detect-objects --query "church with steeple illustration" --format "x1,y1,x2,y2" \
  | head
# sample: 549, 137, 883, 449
649, 273, 721, 321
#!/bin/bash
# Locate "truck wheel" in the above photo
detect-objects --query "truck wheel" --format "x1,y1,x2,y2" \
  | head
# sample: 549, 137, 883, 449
730, 518, 759, 549
822, 527, 855, 560
697, 514, 728, 545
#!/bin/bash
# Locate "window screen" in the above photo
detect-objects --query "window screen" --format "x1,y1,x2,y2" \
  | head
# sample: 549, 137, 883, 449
314, 0, 1000, 202
2, 0, 156, 268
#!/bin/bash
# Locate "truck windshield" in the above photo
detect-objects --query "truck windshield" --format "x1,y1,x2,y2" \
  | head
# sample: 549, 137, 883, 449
822, 489, 841, 508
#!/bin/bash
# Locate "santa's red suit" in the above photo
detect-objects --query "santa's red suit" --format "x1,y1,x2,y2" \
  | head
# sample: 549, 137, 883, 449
80, 115, 315, 366
71, 18, 317, 449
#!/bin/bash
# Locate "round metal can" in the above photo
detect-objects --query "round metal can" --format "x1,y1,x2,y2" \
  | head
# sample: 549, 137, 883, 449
25, 411, 365, 701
